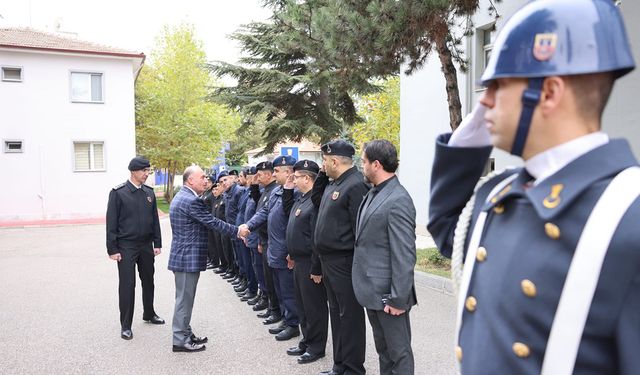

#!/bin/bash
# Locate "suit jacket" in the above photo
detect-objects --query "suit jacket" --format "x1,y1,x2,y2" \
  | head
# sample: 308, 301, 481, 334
352, 176, 417, 311
168, 187, 238, 273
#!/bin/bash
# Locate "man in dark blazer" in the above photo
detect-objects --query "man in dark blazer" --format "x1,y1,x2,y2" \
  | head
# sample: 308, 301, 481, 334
353, 140, 417, 375
168, 165, 248, 353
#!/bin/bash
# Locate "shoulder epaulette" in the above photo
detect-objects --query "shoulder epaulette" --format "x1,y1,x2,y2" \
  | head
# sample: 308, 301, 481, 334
113, 182, 126, 190
143, 184, 154, 190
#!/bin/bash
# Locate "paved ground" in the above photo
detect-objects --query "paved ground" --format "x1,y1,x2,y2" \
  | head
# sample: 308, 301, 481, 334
0, 219, 456, 374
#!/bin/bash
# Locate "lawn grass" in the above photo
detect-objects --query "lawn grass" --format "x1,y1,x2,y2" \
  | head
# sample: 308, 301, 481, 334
156, 196, 170, 214
416, 247, 451, 278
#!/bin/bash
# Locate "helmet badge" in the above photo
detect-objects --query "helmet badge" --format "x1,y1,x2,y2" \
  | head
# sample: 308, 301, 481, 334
533, 33, 557, 61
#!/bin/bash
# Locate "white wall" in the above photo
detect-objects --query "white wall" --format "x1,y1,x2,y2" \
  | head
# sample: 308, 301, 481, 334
400, 0, 640, 229
0, 49, 138, 221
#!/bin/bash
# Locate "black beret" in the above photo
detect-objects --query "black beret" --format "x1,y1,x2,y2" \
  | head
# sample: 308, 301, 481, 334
207, 174, 216, 181
321, 140, 355, 157
216, 170, 229, 181
273, 155, 297, 167
293, 159, 319, 174
128, 156, 150, 171
229, 169, 239, 176
249, 166, 257, 174
255, 161, 273, 171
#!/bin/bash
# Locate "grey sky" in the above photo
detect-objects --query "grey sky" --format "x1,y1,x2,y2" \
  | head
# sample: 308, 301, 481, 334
0, 0, 271, 64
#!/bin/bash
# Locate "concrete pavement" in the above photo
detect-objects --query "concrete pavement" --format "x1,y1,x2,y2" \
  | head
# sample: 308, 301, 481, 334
0, 219, 456, 374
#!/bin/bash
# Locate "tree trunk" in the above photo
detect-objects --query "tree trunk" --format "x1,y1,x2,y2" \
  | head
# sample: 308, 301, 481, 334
434, 28, 463, 131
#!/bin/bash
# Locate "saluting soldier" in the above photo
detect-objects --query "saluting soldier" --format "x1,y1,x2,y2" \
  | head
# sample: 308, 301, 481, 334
106, 156, 164, 341
428, 1, 640, 374
312, 140, 369, 375
283, 159, 328, 364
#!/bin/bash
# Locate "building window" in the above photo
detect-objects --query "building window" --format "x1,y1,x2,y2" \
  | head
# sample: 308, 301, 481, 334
2, 66, 22, 82
70, 72, 103, 103
4, 140, 24, 153
475, 25, 494, 91
73, 141, 105, 171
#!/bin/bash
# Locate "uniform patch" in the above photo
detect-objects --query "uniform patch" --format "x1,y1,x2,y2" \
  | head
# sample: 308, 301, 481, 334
533, 33, 557, 61
263, 196, 268, 202
295, 208, 302, 217
332, 191, 340, 200
543, 184, 563, 209
147, 196, 153, 203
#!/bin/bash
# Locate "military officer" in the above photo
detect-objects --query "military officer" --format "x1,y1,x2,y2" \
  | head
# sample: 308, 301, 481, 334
242, 155, 301, 341
235, 167, 258, 301
428, 1, 640, 374
283, 159, 329, 364
106, 156, 164, 340
312, 140, 369, 375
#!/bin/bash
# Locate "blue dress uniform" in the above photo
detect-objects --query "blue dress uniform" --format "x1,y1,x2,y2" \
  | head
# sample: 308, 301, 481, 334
224, 181, 248, 282
236, 183, 258, 295
428, 1, 640, 374
245, 181, 267, 297
283, 159, 329, 360
246, 156, 300, 333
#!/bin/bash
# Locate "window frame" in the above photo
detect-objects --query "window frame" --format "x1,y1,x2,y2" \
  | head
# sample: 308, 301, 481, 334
69, 70, 105, 104
72, 141, 106, 172
4, 139, 24, 153
474, 25, 495, 93
2, 66, 23, 82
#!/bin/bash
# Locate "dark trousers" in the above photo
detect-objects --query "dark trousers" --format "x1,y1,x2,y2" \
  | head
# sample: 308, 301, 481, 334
321, 254, 366, 375
222, 236, 236, 274
117, 244, 156, 330
251, 247, 267, 293
294, 256, 328, 355
366, 309, 414, 375
272, 267, 299, 326
237, 241, 257, 293
213, 231, 229, 269
207, 231, 220, 267
232, 240, 244, 276
261, 244, 280, 315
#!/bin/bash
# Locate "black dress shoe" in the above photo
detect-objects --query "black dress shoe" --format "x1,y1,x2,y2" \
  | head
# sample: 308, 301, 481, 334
222, 272, 235, 279
213, 267, 227, 274
143, 315, 165, 324
253, 298, 268, 311
298, 352, 325, 364
230, 276, 242, 285
241, 292, 257, 301
275, 326, 300, 341
247, 295, 261, 305
206, 263, 215, 269
268, 321, 287, 334
286, 346, 306, 356
121, 329, 133, 340
319, 371, 343, 375
172, 342, 206, 353
234, 282, 248, 293
190, 334, 208, 344
263, 314, 282, 325
256, 309, 271, 318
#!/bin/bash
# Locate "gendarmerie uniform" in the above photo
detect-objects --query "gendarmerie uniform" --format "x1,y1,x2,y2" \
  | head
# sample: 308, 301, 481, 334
106, 158, 162, 332
201, 180, 221, 268
429, 133, 640, 374
312, 140, 369, 375
284, 159, 328, 358
214, 193, 235, 276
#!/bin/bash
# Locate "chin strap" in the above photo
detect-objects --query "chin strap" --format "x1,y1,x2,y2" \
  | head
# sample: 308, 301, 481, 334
511, 78, 544, 156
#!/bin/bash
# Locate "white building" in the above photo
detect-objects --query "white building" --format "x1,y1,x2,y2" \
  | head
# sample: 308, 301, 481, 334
399, 1, 640, 230
0, 27, 144, 222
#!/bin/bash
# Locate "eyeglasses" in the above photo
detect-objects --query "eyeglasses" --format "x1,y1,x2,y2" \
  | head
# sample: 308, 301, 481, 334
293, 174, 305, 179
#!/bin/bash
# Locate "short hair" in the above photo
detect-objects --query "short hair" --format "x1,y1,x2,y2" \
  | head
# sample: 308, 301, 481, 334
565, 72, 615, 123
363, 140, 399, 173
327, 155, 353, 166
297, 170, 318, 181
183, 165, 200, 184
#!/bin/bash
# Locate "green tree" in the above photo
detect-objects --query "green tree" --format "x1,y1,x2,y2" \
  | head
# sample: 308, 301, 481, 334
136, 24, 240, 201
209, 1, 379, 153
313, 0, 499, 130
351, 76, 400, 151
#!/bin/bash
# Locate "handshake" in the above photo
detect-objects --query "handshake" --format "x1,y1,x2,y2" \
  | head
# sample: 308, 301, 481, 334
237, 224, 251, 239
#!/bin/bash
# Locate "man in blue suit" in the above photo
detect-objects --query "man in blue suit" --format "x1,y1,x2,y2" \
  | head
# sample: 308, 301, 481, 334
168, 165, 249, 353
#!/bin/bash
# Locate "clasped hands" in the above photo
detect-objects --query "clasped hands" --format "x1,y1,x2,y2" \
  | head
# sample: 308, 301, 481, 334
238, 224, 251, 240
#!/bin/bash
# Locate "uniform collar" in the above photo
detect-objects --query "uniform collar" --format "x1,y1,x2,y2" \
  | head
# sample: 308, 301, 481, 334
526, 132, 609, 185
332, 166, 358, 186
484, 139, 638, 220
126, 180, 141, 192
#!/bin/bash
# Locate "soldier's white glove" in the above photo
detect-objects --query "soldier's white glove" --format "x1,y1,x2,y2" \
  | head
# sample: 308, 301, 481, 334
448, 103, 491, 147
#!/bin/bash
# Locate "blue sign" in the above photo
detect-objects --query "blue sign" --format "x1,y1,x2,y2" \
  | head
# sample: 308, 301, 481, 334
280, 146, 299, 161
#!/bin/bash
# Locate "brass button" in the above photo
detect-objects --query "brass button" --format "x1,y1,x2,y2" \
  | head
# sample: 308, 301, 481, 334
544, 222, 561, 239
512, 342, 530, 358
476, 247, 487, 262
490, 197, 498, 204
493, 204, 505, 214
465, 296, 477, 312
455, 346, 463, 362
521, 279, 537, 298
